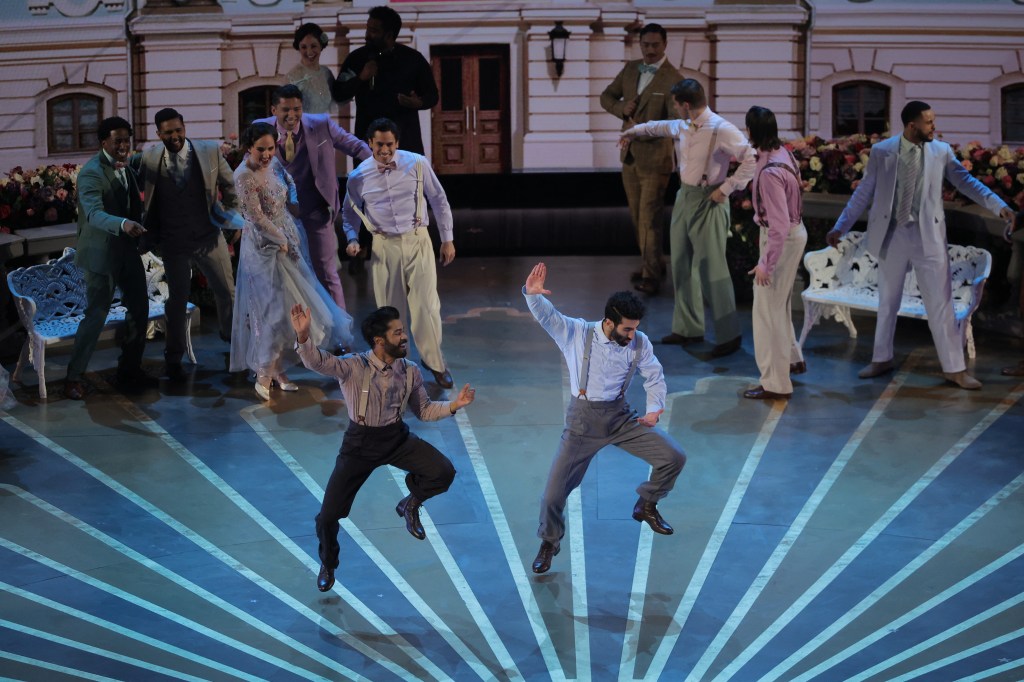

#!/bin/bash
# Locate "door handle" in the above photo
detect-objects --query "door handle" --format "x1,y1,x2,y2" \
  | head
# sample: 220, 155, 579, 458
465, 106, 470, 132
472, 106, 477, 134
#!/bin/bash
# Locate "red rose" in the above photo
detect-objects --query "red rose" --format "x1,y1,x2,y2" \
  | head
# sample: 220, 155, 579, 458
1003, 174, 1014, 189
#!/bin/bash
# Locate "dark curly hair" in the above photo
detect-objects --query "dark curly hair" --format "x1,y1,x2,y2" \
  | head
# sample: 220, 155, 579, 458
605, 291, 646, 324
293, 22, 328, 50
361, 306, 401, 346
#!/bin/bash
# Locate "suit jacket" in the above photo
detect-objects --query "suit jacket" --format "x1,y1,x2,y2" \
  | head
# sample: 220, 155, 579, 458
600, 59, 681, 174
834, 135, 1009, 260
253, 114, 371, 221
132, 138, 238, 244
74, 151, 143, 275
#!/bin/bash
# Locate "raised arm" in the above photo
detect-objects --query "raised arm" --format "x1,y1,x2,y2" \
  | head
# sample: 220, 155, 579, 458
328, 118, 372, 162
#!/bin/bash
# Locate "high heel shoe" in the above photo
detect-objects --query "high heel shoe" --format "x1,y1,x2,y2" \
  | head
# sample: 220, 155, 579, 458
275, 374, 298, 392
254, 380, 271, 401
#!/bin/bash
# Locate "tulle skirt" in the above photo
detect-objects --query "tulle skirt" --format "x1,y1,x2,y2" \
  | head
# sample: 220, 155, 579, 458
229, 229, 353, 375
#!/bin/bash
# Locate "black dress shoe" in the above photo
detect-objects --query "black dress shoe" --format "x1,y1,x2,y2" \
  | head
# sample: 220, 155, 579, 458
63, 380, 87, 400
629, 271, 644, 283
396, 494, 426, 540
634, 278, 660, 295
423, 365, 454, 389
790, 361, 807, 375
710, 336, 742, 358
165, 362, 188, 383
532, 540, 560, 574
632, 497, 674, 535
661, 332, 704, 346
317, 564, 335, 592
743, 386, 792, 400
116, 368, 160, 392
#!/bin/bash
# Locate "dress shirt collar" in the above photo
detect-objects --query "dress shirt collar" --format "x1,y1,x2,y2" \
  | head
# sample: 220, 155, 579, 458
277, 121, 302, 140
367, 350, 395, 374
899, 134, 924, 155
162, 139, 192, 166
640, 56, 667, 71
690, 107, 714, 129
594, 322, 634, 349
101, 149, 121, 168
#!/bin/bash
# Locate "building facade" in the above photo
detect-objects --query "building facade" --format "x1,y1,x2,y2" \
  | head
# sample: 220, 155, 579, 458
1, 0, 1022, 173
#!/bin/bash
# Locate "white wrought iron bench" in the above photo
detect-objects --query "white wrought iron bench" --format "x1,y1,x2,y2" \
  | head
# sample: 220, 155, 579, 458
7, 247, 196, 400
798, 231, 991, 359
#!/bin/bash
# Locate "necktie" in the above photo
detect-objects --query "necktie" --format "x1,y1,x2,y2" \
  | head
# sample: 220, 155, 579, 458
896, 144, 921, 225
114, 162, 128, 191
638, 64, 658, 75
285, 131, 295, 163
170, 153, 185, 189
377, 161, 397, 174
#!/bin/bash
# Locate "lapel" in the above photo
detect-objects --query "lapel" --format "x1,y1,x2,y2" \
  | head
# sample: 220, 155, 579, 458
635, 61, 673, 118
302, 115, 321, 174
191, 140, 214, 202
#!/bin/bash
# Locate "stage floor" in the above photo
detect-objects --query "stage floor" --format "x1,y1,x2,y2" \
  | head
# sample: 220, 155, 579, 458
2, 255, 1023, 682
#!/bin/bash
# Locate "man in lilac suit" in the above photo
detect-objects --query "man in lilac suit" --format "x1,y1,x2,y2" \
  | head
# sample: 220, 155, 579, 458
828, 101, 1015, 390
255, 84, 371, 309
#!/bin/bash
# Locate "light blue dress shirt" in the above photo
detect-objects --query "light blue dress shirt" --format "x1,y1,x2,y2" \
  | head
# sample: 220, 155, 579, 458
524, 288, 667, 415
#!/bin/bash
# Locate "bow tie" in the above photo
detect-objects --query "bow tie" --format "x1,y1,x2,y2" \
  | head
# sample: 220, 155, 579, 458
377, 161, 397, 174
113, 161, 126, 170
638, 64, 658, 75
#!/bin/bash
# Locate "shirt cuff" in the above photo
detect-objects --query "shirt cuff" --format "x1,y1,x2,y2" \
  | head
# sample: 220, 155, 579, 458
119, 218, 127, 232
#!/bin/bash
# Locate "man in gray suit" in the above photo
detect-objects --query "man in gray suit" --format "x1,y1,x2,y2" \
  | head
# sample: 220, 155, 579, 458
828, 101, 1015, 389
133, 108, 238, 382
64, 117, 154, 400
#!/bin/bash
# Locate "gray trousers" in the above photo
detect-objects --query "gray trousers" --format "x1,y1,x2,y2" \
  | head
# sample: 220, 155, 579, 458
537, 397, 686, 546
162, 234, 235, 362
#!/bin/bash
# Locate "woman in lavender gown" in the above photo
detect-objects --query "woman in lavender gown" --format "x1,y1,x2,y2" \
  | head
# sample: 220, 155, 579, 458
230, 122, 352, 400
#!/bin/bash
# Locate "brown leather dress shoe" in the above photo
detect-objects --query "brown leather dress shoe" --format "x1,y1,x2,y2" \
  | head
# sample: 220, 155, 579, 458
943, 370, 982, 390
790, 361, 807, 375
711, 336, 742, 358
858, 361, 894, 379
423, 365, 454, 389
633, 278, 660, 295
744, 386, 792, 400
317, 564, 335, 592
396, 494, 426, 540
661, 332, 703, 345
63, 380, 87, 400
1001, 361, 1024, 377
532, 540, 560, 574
632, 497, 674, 535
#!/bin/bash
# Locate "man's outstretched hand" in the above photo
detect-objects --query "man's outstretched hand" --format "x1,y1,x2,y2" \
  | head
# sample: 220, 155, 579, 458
290, 303, 311, 343
525, 262, 552, 296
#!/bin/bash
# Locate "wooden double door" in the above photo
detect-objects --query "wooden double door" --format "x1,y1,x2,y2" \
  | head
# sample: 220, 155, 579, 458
430, 45, 510, 175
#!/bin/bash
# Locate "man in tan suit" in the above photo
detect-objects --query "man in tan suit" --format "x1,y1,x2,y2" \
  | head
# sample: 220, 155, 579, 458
601, 23, 681, 295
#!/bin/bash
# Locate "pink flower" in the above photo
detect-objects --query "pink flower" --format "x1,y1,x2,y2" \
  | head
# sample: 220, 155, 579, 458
961, 160, 973, 172
56, 188, 68, 201
25, 208, 34, 216
741, 199, 752, 210
1003, 174, 1014, 189
981, 175, 996, 187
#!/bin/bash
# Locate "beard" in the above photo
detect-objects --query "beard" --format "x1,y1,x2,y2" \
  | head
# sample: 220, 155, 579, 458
384, 338, 408, 358
608, 326, 631, 347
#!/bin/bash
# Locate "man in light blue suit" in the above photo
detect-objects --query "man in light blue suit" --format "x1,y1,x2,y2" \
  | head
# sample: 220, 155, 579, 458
828, 101, 1015, 389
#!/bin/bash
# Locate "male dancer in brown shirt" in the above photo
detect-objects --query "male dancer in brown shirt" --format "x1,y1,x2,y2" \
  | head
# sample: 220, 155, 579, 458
290, 303, 476, 591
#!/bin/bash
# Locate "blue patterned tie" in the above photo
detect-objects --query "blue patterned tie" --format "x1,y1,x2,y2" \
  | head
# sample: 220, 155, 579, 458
638, 64, 658, 75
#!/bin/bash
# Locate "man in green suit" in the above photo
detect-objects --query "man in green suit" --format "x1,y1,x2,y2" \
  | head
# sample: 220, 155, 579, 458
64, 116, 156, 400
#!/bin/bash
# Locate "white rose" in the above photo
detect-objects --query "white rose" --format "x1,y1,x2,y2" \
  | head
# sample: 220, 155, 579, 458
995, 167, 1008, 180
854, 162, 864, 172
809, 156, 823, 172
30, 175, 42, 186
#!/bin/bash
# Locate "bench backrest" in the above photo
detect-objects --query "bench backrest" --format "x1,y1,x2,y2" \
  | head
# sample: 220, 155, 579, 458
6, 247, 88, 323
6, 247, 172, 325
805, 231, 992, 302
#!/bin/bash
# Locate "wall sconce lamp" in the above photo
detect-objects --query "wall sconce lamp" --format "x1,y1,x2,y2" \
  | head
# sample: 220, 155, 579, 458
548, 21, 571, 78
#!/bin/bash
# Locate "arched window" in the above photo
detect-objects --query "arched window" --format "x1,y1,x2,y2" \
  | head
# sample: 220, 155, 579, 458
48, 94, 102, 154
238, 86, 276, 134
832, 81, 890, 137
1002, 84, 1024, 144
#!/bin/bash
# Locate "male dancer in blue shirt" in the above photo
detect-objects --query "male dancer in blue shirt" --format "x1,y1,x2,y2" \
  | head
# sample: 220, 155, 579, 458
523, 262, 687, 573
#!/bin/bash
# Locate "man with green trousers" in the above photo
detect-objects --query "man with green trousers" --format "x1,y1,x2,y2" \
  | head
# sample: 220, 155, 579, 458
64, 116, 156, 400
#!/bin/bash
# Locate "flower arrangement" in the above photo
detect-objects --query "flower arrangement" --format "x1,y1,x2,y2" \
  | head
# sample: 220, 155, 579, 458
951, 142, 1024, 211
0, 163, 80, 234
